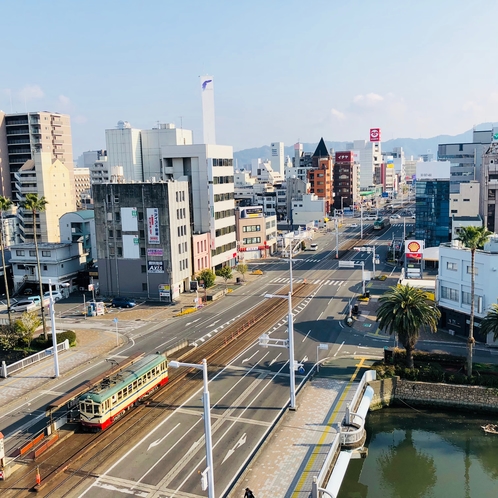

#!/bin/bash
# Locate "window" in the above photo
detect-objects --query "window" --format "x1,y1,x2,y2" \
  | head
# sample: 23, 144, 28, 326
467, 266, 478, 275
242, 225, 261, 232
115, 212, 121, 222
29, 250, 36, 257
446, 262, 457, 271
139, 230, 145, 239
441, 286, 458, 301
243, 237, 261, 244
138, 211, 144, 221
16, 250, 25, 256
141, 265, 146, 273
41, 250, 51, 257
117, 247, 123, 257
43, 265, 47, 271
462, 291, 472, 305
108, 229, 114, 239
142, 283, 148, 291
140, 248, 146, 257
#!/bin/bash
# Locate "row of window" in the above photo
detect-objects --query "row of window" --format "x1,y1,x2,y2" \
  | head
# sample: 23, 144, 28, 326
212, 241, 236, 256
446, 262, 477, 274
179, 241, 188, 254
215, 225, 235, 237
196, 256, 208, 272
214, 209, 235, 220
242, 225, 261, 232
196, 240, 208, 253
16, 249, 52, 257
180, 258, 189, 271
212, 159, 233, 167
175, 191, 186, 202
441, 286, 481, 306
214, 192, 234, 202
177, 225, 187, 237
212, 175, 234, 184
243, 237, 261, 244
177, 208, 186, 220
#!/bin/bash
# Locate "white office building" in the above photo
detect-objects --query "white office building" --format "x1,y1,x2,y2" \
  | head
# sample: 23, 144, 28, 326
347, 139, 381, 191
270, 142, 285, 177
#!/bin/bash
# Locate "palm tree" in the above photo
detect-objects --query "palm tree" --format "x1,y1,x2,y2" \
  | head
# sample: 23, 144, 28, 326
376, 284, 440, 368
480, 303, 498, 343
20, 193, 48, 340
457, 226, 492, 377
0, 196, 13, 325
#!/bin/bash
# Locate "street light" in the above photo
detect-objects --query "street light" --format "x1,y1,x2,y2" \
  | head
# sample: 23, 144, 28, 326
341, 196, 347, 223
168, 359, 215, 498
263, 292, 297, 410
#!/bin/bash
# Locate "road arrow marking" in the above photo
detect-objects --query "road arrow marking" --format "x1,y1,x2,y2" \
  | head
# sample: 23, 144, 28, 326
222, 433, 247, 464
147, 423, 180, 451
186, 318, 201, 326
242, 352, 258, 363
208, 320, 220, 327
270, 353, 282, 366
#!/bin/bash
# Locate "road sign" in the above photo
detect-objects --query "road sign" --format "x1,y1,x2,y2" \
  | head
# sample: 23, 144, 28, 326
113, 318, 118, 323
338, 261, 355, 268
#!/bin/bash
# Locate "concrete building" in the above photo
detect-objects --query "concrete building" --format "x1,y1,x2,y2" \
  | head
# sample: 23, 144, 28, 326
308, 138, 334, 215
161, 144, 237, 269
451, 215, 483, 240
192, 232, 211, 275
449, 180, 480, 218
291, 193, 326, 227
59, 210, 97, 265
437, 238, 498, 345
270, 142, 285, 177
9, 241, 85, 294
480, 140, 498, 232
346, 139, 381, 192
289, 142, 314, 182
74, 167, 91, 209
236, 206, 277, 260
89, 152, 111, 185
16, 151, 76, 243
333, 151, 357, 210
0, 111, 73, 199
77, 150, 106, 168
415, 161, 451, 248
93, 181, 192, 301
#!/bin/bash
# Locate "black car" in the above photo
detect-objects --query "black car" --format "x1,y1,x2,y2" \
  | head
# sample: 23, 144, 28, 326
111, 297, 137, 308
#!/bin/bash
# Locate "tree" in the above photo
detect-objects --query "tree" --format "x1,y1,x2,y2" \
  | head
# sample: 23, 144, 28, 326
457, 226, 492, 377
376, 284, 440, 368
14, 310, 41, 349
197, 269, 216, 288
0, 196, 13, 325
0, 324, 21, 350
237, 263, 248, 282
20, 193, 48, 340
479, 303, 498, 343
216, 266, 233, 288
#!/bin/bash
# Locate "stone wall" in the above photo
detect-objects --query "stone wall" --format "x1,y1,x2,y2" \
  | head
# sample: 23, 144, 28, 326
369, 377, 498, 413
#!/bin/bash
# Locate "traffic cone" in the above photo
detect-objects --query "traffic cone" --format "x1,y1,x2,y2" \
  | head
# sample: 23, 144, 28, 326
36, 466, 41, 485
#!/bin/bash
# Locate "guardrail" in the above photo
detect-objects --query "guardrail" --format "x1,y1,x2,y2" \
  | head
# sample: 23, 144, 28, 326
1, 339, 69, 378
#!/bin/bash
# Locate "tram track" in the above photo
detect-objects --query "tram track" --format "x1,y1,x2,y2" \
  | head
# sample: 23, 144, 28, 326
0, 283, 312, 497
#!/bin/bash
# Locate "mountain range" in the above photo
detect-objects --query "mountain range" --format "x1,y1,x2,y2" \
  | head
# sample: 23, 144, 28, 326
232, 125, 497, 168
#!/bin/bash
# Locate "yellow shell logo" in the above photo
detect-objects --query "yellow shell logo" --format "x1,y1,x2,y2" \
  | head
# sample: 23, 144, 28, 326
407, 241, 421, 252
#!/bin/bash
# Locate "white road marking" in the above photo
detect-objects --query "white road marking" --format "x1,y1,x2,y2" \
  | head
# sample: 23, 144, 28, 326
242, 351, 259, 363
222, 433, 247, 464
302, 329, 312, 342
270, 353, 282, 366
333, 341, 345, 357
147, 423, 181, 451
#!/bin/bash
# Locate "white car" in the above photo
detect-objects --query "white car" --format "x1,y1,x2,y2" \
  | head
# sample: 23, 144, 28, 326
10, 300, 37, 313
44, 290, 63, 302
350, 223, 358, 228
390, 214, 401, 219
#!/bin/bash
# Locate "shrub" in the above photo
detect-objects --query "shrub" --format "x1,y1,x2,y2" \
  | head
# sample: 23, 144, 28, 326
32, 330, 77, 349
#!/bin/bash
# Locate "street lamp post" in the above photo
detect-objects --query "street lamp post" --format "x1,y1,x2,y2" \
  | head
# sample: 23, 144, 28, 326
360, 204, 364, 239
169, 359, 215, 498
335, 217, 339, 259
263, 291, 297, 410
48, 279, 59, 378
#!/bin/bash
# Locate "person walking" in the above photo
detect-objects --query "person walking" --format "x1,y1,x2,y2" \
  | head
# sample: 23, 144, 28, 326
244, 488, 255, 498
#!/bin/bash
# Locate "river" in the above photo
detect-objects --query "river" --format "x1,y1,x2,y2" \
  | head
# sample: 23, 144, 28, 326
338, 407, 498, 498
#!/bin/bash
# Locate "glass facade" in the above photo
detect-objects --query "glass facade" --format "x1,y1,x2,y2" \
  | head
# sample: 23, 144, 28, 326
415, 179, 450, 248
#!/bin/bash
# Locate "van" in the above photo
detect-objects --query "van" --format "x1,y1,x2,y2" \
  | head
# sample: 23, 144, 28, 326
310, 243, 318, 251
10, 300, 37, 313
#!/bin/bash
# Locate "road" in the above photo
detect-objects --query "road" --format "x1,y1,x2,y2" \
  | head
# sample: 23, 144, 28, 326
4, 214, 498, 497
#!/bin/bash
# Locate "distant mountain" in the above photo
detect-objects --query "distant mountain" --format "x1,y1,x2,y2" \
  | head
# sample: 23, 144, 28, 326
232, 126, 492, 168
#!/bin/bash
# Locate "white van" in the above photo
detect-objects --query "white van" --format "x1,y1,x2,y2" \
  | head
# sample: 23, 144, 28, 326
310, 243, 318, 251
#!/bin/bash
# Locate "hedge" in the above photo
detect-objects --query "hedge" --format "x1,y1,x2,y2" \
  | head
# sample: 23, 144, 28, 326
32, 330, 77, 349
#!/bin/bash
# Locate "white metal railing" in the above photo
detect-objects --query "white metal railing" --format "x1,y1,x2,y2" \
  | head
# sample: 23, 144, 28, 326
1, 339, 69, 378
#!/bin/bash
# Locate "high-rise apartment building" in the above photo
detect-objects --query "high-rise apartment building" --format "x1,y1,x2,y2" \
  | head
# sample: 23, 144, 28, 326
0, 111, 73, 200
346, 139, 381, 192
270, 142, 285, 177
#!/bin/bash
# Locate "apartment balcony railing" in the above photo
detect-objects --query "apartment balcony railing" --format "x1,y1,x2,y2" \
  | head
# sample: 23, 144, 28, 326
7, 138, 30, 145
6, 120, 28, 126
9, 148, 31, 155
6, 129, 30, 135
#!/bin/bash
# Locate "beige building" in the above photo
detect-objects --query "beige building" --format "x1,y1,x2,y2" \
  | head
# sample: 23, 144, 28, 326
0, 111, 73, 200
450, 181, 480, 218
17, 152, 76, 242
74, 167, 91, 209
236, 206, 277, 260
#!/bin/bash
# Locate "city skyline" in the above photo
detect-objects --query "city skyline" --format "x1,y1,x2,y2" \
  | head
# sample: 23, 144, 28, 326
1, 0, 497, 157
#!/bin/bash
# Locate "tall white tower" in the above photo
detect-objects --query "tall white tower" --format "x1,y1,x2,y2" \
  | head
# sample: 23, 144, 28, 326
200, 76, 216, 144
270, 142, 285, 176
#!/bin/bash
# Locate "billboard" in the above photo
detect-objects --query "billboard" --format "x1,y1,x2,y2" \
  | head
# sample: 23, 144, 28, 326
335, 151, 353, 163
121, 207, 138, 232
146, 208, 160, 244
370, 128, 381, 142
240, 206, 263, 218
415, 161, 450, 180
148, 261, 164, 274
147, 248, 163, 257
405, 239, 424, 259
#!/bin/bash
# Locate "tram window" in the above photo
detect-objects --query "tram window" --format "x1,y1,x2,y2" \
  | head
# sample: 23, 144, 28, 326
138, 378, 142, 386
133, 381, 137, 389
147, 372, 151, 380
118, 390, 123, 400
151, 368, 156, 376
112, 395, 117, 405
93, 405, 100, 414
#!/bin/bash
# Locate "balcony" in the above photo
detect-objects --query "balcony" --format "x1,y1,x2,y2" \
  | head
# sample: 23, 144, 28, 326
53, 148, 65, 154
8, 148, 31, 155
6, 120, 28, 126
6, 128, 29, 135
31, 128, 41, 135
7, 138, 30, 145
51, 119, 62, 127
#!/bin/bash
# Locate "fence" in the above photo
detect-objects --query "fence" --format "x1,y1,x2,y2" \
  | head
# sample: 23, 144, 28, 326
1, 339, 70, 378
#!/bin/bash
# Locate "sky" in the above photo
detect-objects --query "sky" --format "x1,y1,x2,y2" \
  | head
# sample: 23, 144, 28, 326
1, 0, 498, 159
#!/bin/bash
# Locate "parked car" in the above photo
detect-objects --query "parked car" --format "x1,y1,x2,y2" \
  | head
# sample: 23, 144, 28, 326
390, 214, 401, 219
27, 295, 41, 304
309, 243, 318, 251
43, 290, 63, 302
350, 223, 358, 228
10, 300, 37, 313
111, 297, 137, 308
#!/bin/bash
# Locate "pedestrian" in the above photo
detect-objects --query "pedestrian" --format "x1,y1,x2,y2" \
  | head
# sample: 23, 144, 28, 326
244, 487, 255, 498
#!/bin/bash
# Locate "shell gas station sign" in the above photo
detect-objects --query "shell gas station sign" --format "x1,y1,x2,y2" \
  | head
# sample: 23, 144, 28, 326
405, 239, 424, 259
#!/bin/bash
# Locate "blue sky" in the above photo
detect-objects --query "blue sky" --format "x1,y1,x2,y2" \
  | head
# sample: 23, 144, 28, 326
1, 0, 497, 158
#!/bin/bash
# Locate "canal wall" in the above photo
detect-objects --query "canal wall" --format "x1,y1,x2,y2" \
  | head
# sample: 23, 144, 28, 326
369, 377, 498, 413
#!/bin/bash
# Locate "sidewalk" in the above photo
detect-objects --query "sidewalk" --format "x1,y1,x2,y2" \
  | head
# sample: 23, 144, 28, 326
229, 365, 358, 498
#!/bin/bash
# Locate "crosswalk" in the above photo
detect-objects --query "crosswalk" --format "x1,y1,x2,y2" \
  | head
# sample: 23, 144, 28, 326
269, 277, 345, 286
303, 258, 321, 263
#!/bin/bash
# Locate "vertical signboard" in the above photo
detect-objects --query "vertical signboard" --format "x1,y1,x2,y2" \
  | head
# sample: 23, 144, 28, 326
147, 208, 160, 244
370, 128, 381, 142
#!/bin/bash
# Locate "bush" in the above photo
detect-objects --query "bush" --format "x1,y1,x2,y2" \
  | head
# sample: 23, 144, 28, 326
32, 330, 77, 349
